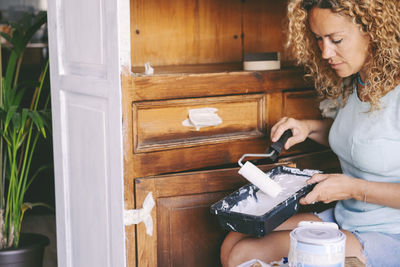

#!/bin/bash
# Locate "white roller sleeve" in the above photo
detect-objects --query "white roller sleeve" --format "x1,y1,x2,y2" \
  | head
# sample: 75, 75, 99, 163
238, 161, 282, 198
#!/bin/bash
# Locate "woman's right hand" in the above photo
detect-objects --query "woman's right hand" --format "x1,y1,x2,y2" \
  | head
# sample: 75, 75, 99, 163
270, 117, 311, 150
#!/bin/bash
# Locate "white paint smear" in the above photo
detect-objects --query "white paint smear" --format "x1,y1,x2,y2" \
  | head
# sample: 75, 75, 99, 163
124, 192, 155, 236
230, 174, 309, 216
182, 107, 222, 130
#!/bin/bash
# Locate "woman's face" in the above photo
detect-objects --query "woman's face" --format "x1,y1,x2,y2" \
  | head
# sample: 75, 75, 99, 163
309, 7, 370, 78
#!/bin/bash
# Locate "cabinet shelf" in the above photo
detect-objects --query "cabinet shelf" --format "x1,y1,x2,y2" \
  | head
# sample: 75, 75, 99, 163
124, 64, 312, 102
131, 61, 298, 76
132, 62, 244, 75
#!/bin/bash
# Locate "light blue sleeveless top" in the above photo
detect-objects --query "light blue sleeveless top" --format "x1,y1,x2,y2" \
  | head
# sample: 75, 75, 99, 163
329, 83, 400, 234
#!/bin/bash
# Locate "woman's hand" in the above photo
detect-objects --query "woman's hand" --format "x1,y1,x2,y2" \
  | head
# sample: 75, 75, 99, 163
299, 173, 360, 205
270, 117, 333, 148
270, 117, 311, 149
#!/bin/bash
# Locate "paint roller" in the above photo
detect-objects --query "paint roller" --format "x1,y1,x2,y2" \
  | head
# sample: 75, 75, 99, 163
238, 129, 293, 198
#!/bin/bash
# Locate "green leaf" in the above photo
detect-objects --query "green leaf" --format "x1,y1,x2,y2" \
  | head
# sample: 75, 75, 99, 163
0, 129, 12, 147
11, 111, 22, 130
22, 202, 53, 213
28, 111, 46, 138
3, 12, 48, 93
15, 132, 27, 149
25, 163, 52, 191
10, 30, 24, 55
38, 110, 52, 131
4, 106, 18, 131
13, 87, 27, 107
3, 52, 18, 92
21, 108, 28, 124
22, 12, 47, 50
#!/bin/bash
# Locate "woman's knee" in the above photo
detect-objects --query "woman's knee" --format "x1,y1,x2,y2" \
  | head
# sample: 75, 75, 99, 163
223, 239, 254, 267
222, 230, 293, 266
220, 231, 249, 266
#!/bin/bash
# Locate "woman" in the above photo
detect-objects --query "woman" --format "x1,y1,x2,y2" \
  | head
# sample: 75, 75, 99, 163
220, 0, 400, 266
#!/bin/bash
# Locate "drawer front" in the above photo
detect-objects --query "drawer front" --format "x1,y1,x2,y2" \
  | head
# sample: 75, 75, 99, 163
133, 94, 265, 153
283, 90, 322, 119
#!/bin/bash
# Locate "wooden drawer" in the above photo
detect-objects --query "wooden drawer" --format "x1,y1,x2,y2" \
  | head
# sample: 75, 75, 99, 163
130, 90, 327, 177
131, 94, 269, 177
133, 94, 265, 153
283, 90, 322, 119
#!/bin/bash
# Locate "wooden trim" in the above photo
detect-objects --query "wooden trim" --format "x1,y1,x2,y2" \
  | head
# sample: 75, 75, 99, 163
135, 179, 158, 267
123, 67, 311, 101
122, 74, 137, 267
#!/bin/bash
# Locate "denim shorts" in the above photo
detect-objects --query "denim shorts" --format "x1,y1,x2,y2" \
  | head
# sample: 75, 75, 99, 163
316, 208, 400, 267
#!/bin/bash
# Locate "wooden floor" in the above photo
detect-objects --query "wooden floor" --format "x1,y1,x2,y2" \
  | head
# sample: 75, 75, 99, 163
345, 257, 365, 267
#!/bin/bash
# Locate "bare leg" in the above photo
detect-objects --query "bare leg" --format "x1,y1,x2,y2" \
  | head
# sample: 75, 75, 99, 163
220, 212, 321, 267
225, 229, 291, 266
220, 232, 250, 266
220, 212, 366, 267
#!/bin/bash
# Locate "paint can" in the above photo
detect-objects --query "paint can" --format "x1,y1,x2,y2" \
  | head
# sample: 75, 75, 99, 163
288, 221, 346, 267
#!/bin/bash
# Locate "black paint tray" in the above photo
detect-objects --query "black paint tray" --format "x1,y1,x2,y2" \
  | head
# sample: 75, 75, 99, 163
210, 166, 318, 237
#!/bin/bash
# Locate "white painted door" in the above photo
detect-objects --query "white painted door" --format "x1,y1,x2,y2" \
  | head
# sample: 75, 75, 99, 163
47, 0, 129, 266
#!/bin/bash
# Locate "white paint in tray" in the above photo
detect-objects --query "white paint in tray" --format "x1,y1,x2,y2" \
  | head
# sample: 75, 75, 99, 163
230, 174, 309, 216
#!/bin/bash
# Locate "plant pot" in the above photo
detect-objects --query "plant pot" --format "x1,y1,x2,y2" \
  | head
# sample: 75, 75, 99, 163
0, 233, 49, 267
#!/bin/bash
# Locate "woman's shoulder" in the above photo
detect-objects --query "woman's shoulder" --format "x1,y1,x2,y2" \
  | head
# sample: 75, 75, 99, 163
383, 82, 400, 103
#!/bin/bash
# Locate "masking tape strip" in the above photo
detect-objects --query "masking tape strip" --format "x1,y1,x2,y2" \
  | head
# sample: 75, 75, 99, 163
124, 192, 155, 236
182, 107, 222, 131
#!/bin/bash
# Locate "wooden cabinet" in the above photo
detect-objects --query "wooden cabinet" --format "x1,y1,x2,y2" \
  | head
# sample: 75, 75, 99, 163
132, 152, 339, 267
134, 165, 248, 267
122, 0, 340, 266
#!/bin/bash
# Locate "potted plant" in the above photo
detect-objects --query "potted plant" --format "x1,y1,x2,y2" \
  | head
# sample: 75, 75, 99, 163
0, 11, 52, 267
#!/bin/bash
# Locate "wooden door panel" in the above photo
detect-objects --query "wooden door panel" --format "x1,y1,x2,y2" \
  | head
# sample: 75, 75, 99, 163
157, 192, 227, 267
48, 0, 126, 266
135, 162, 287, 267
243, 0, 287, 56
131, 0, 242, 66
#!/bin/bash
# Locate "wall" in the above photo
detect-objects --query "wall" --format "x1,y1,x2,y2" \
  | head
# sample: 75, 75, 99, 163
0, 0, 47, 22
0, 0, 47, 11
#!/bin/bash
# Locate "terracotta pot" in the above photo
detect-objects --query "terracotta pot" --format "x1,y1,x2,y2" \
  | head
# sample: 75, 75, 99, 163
0, 233, 49, 267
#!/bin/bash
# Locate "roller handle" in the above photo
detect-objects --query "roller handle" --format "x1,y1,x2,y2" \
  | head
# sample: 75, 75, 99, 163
267, 129, 293, 161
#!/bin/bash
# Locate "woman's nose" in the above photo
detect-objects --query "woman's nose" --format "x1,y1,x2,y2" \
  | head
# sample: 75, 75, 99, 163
321, 41, 335, 59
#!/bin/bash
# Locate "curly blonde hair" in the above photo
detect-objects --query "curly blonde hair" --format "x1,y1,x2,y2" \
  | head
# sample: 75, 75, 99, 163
286, 0, 400, 110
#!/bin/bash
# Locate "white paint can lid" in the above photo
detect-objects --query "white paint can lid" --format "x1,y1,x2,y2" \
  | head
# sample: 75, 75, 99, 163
291, 225, 345, 245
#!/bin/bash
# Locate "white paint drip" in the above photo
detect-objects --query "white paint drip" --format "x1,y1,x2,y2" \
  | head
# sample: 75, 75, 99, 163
144, 62, 154, 75
230, 174, 309, 216
226, 223, 236, 231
